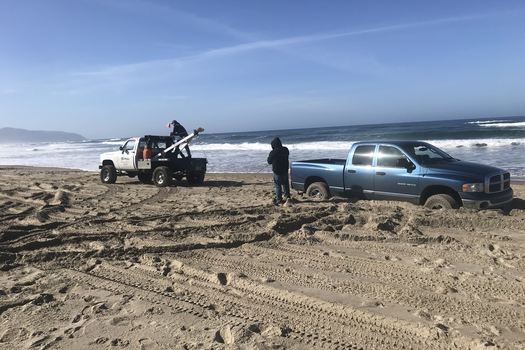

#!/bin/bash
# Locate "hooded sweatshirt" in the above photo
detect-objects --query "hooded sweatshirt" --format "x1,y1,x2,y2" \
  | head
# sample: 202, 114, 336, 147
267, 137, 289, 175
170, 120, 188, 138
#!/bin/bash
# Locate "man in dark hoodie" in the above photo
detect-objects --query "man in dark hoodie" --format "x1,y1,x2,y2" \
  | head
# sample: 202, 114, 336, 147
267, 137, 290, 205
168, 119, 191, 158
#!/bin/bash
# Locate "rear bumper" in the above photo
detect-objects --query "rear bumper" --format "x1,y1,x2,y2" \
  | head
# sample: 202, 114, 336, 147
461, 188, 514, 209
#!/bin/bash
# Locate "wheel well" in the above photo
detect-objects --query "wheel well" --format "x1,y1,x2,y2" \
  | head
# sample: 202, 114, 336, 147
420, 185, 462, 206
304, 176, 327, 190
102, 160, 114, 167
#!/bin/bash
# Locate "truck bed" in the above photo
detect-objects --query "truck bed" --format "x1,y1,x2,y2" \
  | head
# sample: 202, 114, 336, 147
291, 159, 346, 192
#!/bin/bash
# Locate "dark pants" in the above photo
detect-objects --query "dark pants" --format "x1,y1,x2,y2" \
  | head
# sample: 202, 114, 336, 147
273, 173, 290, 201
175, 144, 191, 158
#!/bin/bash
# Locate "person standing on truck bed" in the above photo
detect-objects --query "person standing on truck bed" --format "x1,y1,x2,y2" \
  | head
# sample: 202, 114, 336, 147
168, 120, 191, 158
267, 137, 290, 206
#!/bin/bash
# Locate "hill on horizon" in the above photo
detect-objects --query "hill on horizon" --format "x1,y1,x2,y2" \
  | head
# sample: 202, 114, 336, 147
0, 127, 85, 143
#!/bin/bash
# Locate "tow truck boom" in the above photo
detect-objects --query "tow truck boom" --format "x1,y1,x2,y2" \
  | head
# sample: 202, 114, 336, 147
155, 127, 204, 159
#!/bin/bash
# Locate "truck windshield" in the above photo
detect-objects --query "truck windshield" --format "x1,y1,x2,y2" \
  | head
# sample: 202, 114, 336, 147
404, 143, 455, 164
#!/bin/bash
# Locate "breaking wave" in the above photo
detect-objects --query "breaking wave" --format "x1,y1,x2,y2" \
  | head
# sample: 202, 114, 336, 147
478, 121, 525, 128
191, 139, 525, 152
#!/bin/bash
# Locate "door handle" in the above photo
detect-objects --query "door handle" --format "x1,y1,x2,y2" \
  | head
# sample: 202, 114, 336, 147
347, 169, 356, 173
376, 172, 386, 176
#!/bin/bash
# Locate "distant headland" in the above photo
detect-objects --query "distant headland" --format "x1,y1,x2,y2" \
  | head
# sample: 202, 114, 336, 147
0, 127, 86, 143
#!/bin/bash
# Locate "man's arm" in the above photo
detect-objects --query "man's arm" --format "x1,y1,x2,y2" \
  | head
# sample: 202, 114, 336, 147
267, 150, 275, 164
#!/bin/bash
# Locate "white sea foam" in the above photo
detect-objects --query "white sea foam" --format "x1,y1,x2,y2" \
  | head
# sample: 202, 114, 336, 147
191, 139, 525, 152
192, 141, 354, 151
467, 120, 512, 125
102, 140, 126, 145
478, 121, 525, 128
428, 138, 525, 149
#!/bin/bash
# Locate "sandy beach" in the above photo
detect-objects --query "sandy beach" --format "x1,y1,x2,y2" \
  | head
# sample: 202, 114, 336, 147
0, 166, 524, 349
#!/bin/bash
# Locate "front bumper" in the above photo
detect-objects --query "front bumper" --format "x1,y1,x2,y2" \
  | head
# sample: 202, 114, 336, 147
461, 188, 514, 209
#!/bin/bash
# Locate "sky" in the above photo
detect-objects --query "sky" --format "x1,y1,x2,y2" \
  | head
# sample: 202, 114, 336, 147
1, 0, 525, 139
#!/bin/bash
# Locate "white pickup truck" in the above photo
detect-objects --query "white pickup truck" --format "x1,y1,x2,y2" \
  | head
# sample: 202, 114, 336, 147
99, 131, 207, 187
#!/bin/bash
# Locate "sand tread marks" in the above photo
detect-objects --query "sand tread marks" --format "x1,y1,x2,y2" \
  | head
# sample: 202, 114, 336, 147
172, 249, 524, 330
59, 261, 477, 350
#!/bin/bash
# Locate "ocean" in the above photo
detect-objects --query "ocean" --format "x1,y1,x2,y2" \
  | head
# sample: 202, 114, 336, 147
2, 116, 525, 177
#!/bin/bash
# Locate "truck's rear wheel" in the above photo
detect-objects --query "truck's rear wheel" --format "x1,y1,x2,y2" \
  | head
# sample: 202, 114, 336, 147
153, 167, 172, 187
138, 172, 152, 184
100, 165, 117, 184
424, 194, 459, 210
306, 182, 330, 200
187, 172, 205, 185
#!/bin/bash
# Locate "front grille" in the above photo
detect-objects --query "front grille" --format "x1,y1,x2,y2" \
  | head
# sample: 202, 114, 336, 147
489, 184, 501, 192
486, 172, 511, 193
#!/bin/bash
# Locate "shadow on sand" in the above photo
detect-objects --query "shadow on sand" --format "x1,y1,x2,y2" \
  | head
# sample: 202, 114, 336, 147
138, 180, 244, 188
508, 198, 525, 210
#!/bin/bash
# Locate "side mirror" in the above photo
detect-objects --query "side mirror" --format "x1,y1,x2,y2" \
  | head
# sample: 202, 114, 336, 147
119, 146, 123, 151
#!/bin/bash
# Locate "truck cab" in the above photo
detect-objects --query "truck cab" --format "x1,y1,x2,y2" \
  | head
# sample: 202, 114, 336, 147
291, 141, 513, 209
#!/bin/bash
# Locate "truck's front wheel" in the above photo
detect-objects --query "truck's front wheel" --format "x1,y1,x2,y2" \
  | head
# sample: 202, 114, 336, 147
100, 165, 117, 184
424, 194, 459, 210
153, 167, 172, 187
306, 182, 330, 201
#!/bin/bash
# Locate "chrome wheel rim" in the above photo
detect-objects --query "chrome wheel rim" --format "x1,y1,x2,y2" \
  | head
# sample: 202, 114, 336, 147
310, 189, 322, 199
157, 173, 165, 184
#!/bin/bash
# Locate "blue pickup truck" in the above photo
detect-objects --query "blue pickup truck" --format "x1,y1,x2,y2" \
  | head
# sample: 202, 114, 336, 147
290, 141, 513, 209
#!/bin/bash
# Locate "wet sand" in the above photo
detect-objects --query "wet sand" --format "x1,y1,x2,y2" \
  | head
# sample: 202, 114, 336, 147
0, 166, 524, 349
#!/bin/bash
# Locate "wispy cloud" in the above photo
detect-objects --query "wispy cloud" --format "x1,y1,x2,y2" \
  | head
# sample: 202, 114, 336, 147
72, 11, 502, 79
89, 0, 249, 40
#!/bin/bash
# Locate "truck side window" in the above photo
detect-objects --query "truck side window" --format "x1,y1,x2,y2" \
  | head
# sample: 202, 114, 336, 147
377, 146, 409, 168
124, 140, 135, 152
352, 145, 375, 166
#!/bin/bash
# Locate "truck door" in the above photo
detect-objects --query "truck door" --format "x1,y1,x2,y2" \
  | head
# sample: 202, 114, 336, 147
374, 145, 420, 201
119, 140, 136, 170
344, 144, 377, 199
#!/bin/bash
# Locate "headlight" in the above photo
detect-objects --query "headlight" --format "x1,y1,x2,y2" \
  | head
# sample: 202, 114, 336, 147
462, 183, 484, 192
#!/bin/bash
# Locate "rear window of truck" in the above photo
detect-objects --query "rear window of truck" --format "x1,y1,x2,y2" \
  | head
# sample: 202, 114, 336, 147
377, 146, 409, 168
352, 145, 375, 166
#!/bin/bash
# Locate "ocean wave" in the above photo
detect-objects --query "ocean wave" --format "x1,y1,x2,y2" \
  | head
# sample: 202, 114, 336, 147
413, 139, 525, 149
192, 141, 354, 151
102, 140, 126, 145
478, 121, 525, 128
191, 139, 525, 151
467, 120, 512, 125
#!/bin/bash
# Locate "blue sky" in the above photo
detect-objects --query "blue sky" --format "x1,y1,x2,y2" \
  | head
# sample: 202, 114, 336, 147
1, 0, 525, 138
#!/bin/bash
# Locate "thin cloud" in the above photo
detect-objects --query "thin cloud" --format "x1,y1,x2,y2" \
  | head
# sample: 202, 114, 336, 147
73, 11, 504, 79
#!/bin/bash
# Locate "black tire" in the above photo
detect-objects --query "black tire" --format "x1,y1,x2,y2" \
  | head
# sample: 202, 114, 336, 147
153, 166, 172, 187
306, 182, 330, 200
174, 174, 184, 182
100, 165, 117, 184
187, 172, 205, 185
138, 172, 152, 184
424, 194, 459, 210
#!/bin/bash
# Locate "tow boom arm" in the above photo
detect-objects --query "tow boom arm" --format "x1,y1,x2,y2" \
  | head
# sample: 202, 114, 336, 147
154, 127, 204, 158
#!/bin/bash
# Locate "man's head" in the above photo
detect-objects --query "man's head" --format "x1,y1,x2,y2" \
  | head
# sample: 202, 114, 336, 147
271, 137, 282, 150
